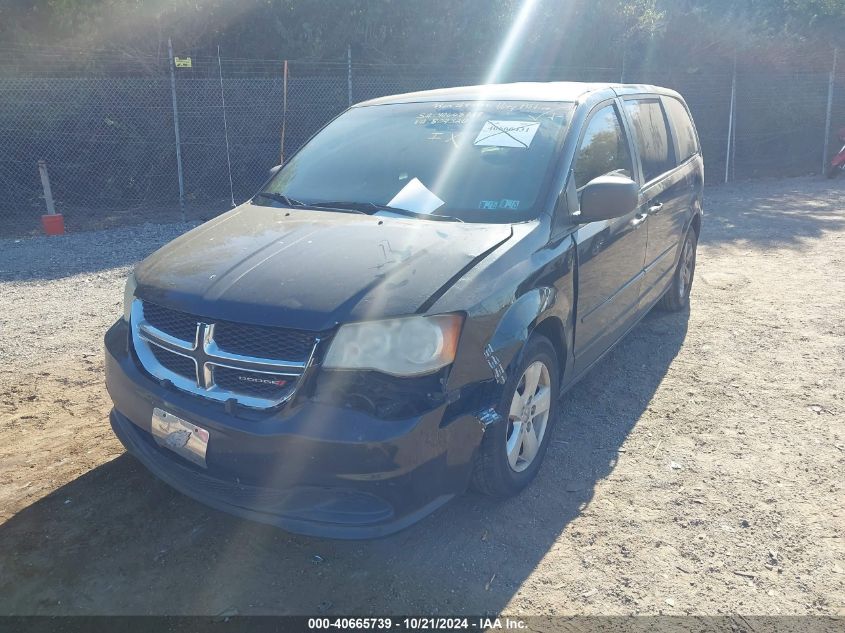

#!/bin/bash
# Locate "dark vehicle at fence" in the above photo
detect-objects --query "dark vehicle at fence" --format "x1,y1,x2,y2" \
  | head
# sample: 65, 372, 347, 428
105, 82, 703, 538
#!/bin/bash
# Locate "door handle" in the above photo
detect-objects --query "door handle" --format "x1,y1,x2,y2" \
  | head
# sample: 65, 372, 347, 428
648, 203, 664, 214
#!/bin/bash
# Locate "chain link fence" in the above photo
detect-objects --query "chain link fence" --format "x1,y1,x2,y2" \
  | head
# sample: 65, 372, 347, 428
1, 47, 842, 237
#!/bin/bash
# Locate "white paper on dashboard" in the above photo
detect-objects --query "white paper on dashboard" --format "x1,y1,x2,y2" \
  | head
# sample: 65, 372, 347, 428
474, 120, 540, 148
387, 177, 445, 214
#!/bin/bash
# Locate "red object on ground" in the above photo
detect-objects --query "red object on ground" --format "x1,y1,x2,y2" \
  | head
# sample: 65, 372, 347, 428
41, 213, 65, 235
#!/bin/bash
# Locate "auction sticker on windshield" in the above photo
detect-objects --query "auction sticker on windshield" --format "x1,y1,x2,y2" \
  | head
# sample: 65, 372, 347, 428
474, 120, 540, 148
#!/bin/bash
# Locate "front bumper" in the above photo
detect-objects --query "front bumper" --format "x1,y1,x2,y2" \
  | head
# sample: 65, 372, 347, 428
104, 320, 485, 539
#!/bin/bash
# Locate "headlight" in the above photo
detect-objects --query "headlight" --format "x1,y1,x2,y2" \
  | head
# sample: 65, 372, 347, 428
323, 314, 463, 376
123, 272, 137, 322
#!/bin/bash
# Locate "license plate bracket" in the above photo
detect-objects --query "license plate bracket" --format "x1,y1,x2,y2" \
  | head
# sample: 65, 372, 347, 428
151, 407, 209, 468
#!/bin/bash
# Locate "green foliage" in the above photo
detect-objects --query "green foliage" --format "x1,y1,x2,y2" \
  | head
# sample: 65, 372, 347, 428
2, 0, 838, 64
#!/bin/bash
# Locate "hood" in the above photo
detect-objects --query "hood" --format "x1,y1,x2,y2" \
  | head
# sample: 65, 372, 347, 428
134, 203, 513, 331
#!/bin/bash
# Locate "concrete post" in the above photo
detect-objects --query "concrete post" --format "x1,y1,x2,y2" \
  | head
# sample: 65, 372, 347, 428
37, 160, 56, 215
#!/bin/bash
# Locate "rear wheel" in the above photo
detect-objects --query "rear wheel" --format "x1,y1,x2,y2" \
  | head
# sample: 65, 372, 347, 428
471, 335, 559, 497
659, 227, 697, 312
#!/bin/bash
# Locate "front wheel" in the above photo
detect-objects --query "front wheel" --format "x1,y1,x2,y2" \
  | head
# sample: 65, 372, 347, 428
659, 227, 698, 312
471, 335, 559, 498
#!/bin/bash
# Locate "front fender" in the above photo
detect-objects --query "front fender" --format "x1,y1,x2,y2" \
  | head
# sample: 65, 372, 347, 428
484, 287, 556, 384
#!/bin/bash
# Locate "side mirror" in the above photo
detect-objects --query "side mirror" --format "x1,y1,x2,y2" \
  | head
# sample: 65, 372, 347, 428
269, 164, 283, 177
577, 174, 639, 223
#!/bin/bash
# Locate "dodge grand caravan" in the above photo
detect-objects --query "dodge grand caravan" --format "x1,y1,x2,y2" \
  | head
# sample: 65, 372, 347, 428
105, 82, 703, 538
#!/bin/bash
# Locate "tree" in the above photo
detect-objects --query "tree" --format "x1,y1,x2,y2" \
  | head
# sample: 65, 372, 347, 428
2, 0, 838, 68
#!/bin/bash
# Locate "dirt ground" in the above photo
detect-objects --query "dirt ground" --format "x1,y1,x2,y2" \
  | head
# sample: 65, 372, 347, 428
0, 177, 842, 616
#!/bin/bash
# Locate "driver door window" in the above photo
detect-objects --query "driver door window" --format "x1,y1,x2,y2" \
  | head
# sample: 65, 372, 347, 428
573, 104, 634, 190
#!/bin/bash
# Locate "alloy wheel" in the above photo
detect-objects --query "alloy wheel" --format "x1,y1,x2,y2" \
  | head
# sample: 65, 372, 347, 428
506, 361, 552, 472
679, 237, 695, 298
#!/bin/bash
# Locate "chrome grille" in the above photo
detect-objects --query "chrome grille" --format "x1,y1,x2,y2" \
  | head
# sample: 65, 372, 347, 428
142, 301, 199, 342
150, 344, 196, 380
213, 321, 314, 361
130, 300, 319, 409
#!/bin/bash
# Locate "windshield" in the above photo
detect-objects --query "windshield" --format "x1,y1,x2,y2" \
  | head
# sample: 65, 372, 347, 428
257, 100, 574, 223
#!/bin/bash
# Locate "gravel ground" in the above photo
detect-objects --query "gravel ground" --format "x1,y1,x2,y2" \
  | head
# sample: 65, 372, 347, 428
0, 223, 197, 366
0, 176, 843, 616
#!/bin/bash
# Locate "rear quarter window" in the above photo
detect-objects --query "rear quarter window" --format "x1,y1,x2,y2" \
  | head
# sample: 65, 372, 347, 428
664, 97, 699, 163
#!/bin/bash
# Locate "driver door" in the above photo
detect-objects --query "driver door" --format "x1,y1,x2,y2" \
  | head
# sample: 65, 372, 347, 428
572, 101, 648, 373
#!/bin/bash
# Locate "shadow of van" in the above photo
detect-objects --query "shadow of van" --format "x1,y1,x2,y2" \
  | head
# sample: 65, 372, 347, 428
0, 307, 688, 615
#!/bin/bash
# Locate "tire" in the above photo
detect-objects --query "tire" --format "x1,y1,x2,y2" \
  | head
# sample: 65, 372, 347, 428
471, 334, 560, 498
658, 227, 698, 312
826, 164, 844, 179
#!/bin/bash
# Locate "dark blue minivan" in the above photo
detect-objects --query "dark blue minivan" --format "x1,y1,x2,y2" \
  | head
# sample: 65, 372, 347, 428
106, 82, 703, 538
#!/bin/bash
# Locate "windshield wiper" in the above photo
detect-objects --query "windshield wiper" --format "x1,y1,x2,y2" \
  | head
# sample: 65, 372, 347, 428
310, 201, 463, 223
378, 205, 464, 223
300, 201, 370, 215
254, 191, 308, 208
255, 196, 368, 215
256, 195, 463, 222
